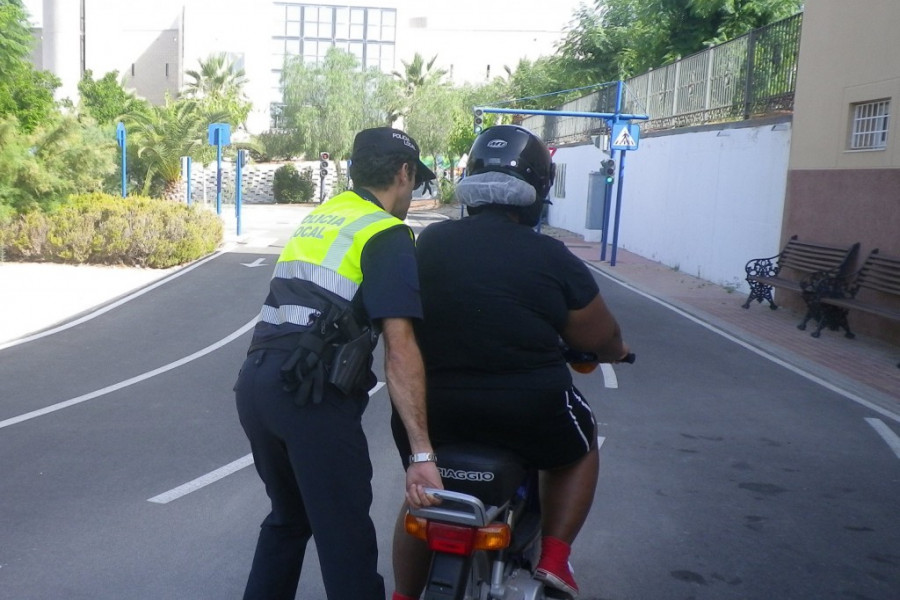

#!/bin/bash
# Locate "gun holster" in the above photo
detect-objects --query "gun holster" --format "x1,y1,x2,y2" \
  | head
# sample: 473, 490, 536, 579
273, 296, 376, 405
328, 329, 376, 395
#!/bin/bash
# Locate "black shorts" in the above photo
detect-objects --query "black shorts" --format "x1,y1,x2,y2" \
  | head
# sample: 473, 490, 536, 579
391, 386, 596, 471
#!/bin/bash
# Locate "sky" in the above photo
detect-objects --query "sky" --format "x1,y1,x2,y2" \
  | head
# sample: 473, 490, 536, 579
23, 0, 588, 34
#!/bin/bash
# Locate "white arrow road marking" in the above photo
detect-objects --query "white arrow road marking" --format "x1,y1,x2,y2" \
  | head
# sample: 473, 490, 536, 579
0, 318, 257, 430
240, 258, 267, 268
597, 436, 606, 450
865, 418, 900, 459
600, 364, 618, 389
148, 381, 389, 504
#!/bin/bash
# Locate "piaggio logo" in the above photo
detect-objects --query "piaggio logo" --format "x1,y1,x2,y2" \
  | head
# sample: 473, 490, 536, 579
438, 467, 495, 482
486, 140, 508, 149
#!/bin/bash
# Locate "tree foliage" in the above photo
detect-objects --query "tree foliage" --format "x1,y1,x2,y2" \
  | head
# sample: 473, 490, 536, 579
281, 48, 394, 159
0, 115, 116, 217
126, 96, 229, 198
557, 0, 803, 80
0, 0, 60, 133
78, 70, 150, 125
183, 53, 252, 130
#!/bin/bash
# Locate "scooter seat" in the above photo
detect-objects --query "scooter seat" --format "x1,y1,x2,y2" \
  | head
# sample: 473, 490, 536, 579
436, 442, 528, 508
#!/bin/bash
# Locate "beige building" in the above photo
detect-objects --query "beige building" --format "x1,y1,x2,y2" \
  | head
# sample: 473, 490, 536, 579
783, 0, 900, 341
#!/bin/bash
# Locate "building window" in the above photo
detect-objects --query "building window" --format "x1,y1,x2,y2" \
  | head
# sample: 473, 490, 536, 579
554, 164, 567, 198
272, 3, 396, 76
849, 99, 890, 150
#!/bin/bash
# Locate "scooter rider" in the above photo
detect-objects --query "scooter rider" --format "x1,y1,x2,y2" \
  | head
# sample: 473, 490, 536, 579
235, 127, 443, 600
391, 124, 630, 599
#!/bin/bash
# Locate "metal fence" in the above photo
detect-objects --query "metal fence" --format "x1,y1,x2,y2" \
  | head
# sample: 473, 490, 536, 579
523, 12, 803, 144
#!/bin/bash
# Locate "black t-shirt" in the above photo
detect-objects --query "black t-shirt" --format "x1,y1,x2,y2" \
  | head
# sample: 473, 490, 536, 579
360, 224, 423, 322
416, 211, 599, 390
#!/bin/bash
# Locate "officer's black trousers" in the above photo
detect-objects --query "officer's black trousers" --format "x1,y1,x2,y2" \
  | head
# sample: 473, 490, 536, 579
235, 349, 384, 600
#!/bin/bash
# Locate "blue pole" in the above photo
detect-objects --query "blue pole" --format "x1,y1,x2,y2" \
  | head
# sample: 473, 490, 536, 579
117, 122, 127, 198
121, 141, 127, 198
215, 141, 223, 215
610, 150, 627, 266
185, 156, 192, 206
236, 150, 243, 237
608, 81, 625, 265
600, 176, 613, 261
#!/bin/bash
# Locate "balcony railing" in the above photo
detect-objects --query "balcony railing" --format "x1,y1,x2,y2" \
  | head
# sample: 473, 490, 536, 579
523, 12, 803, 144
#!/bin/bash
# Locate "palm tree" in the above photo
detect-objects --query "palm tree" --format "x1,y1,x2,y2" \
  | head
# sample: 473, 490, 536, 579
128, 96, 228, 199
392, 53, 448, 96
184, 53, 251, 129
184, 52, 247, 98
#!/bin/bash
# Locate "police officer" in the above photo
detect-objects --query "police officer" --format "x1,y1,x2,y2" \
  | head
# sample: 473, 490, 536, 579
235, 127, 443, 600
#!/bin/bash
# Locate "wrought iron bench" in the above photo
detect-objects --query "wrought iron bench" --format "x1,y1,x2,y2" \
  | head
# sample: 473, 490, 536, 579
803, 250, 900, 367
742, 235, 860, 313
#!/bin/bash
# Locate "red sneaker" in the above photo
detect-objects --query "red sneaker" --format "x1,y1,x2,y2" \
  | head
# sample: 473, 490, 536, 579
534, 559, 579, 598
535, 536, 579, 598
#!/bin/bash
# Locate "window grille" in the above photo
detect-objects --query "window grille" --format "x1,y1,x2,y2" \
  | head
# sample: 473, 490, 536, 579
849, 99, 890, 150
553, 164, 567, 198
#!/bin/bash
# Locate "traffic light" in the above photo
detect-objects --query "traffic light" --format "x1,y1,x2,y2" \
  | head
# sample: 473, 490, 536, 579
319, 152, 329, 178
473, 108, 484, 134
601, 158, 616, 184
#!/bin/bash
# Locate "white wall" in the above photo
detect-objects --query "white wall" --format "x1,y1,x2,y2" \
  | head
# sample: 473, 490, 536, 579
548, 121, 791, 292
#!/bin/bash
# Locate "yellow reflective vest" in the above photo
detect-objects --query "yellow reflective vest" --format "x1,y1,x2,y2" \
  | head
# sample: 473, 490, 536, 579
252, 191, 410, 343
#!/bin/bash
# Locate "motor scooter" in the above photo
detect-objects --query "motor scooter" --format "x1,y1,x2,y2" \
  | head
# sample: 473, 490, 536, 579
404, 350, 635, 600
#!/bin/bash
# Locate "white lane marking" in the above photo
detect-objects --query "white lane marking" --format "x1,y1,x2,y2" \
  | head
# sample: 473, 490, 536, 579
0, 251, 226, 351
149, 381, 388, 504
148, 454, 255, 504
586, 264, 900, 425
0, 318, 257, 430
597, 436, 606, 450
865, 418, 900, 459
600, 363, 618, 389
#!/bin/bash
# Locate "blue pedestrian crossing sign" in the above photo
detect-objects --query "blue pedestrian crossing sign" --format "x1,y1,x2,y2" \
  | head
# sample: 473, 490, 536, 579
611, 122, 640, 151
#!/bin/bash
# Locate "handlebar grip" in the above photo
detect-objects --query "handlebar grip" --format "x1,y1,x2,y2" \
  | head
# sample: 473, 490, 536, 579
620, 352, 636, 364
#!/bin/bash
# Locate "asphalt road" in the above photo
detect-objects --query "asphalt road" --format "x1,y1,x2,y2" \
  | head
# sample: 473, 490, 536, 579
0, 211, 897, 600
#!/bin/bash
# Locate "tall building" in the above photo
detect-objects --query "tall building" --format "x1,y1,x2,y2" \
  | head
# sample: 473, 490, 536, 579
27, 0, 582, 133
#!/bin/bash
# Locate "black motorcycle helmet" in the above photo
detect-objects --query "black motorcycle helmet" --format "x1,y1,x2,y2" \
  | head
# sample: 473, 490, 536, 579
465, 125, 556, 226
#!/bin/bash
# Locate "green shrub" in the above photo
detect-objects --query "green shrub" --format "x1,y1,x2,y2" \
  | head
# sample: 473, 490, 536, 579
250, 130, 302, 162
273, 163, 315, 203
438, 178, 455, 205
1, 192, 223, 268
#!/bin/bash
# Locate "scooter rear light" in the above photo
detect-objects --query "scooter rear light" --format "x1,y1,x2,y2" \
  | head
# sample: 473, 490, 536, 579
426, 522, 477, 555
403, 513, 511, 554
